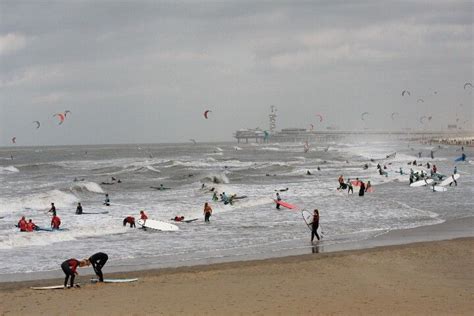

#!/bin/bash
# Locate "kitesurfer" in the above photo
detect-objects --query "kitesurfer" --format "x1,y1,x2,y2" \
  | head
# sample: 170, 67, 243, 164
75, 203, 83, 215
26, 219, 37, 232
311, 209, 320, 243
275, 192, 281, 209
17, 216, 27, 232
61, 258, 88, 288
203, 202, 212, 222
123, 216, 136, 228
48, 203, 57, 216
89, 252, 108, 282
51, 215, 61, 229
104, 194, 110, 206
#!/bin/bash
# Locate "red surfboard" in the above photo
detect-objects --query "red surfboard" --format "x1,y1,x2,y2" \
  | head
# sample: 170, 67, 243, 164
274, 200, 297, 209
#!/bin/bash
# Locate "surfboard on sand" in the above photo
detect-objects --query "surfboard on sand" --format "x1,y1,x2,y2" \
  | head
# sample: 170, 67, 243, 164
91, 278, 138, 283
301, 210, 322, 237
410, 178, 434, 187
438, 174, 460, 187
31, 284, 80, 290
274, 199, 296, 209
137, 219, 179, 231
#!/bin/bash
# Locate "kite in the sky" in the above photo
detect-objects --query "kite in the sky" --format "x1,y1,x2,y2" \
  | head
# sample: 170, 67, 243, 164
464, 82, 473, 89
64, 110, 72, 117
361, 112, 369, 121
401, 90, 411, 96
12, 137, 16, 144
391, 112, 399, 120
33, 121, 41, 129
204, 110, 212, 119
315, 113, 323, 122
417, 98, 424, 103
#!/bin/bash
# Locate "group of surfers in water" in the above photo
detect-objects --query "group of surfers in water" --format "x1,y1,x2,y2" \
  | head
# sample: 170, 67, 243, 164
17, 203, 61, 232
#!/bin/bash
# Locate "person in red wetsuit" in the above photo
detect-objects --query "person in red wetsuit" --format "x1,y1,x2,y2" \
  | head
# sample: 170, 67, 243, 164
51, 215, 61, 229
61, 258, 89, 288
123, 216, 135, 228
17, 216, 27, 232
26, 219, 37, 232
140, 210, 148, 221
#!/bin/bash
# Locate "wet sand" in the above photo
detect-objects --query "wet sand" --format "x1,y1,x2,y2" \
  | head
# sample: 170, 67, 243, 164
1, 238, 473, 315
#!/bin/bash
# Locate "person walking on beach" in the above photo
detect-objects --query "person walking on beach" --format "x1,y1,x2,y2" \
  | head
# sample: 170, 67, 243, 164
311, 209, 320, 243
61, 258, 89, 288
48, 203, 56, 216
275, 192, 281, 209
204, 202, 212, 222
75, 202, 83, 215
89, 252, 108, 282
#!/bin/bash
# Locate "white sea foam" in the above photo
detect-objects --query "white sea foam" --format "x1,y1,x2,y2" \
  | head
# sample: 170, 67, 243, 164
0, 166, 19, 173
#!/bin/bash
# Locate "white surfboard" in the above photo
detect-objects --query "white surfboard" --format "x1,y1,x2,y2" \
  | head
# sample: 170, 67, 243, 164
432, 186, 447, 192
91, 278, 138, 283
302, 210, 322, 237
410, 178, 434, 187
137, 219, 179, 231
438, 174, 460, 187
31, 284, 79, 290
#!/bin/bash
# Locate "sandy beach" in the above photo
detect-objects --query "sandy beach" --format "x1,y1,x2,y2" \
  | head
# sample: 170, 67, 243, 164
1, 238, 473, 315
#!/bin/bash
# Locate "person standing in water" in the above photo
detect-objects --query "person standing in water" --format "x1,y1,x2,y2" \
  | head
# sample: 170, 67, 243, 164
104, 194, 110, 206
454, 166, 457, 174
89, 252, 108, 282
311, 209, 320, 243
61, 258, 89, 288
347, 178, 353, 195
48, 203, 56, 216
75, 202, 83, 215
359, 181, 366, 196
275, 192, 281, 209
51, 215, 61, 229
203, 202, 212, 222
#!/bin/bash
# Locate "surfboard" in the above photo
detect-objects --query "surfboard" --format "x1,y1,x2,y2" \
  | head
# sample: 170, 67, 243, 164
410, 179, 434, 187
31, 284, 79, 290
438, 174, 460, 186
90, 278, 138, 283
171, 218, 199, 223
274, 200, 296, 209
35, 227, 68, 232
455, 155, 466, 162
432, 186, 447, 192
301, 210, 322, 236
81, 211, 109, 215
350, 180, 362, 186
137, 219, 179, 231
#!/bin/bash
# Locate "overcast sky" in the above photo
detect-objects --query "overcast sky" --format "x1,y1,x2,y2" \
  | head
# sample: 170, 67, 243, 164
0, 0, 472, 146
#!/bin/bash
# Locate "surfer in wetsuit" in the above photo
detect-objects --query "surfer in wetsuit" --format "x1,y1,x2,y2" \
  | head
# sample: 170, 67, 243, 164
275, 192, 281, 209
449, 174, 458, 186
89, 252, 108, 282
48, 203, 56, 216
26, 219, 36, 232
61, 258, 88, 288
51, 215, 61, 229
75, 202, 83, 215
337, 175, 346, 190
358, 181, 366, 196
347, 178, 353, 195
212, 191, 218, 201
123, 216, 135, 227
104, 194, 110, 206
203, 202, 212, 222
311, 209, 320, 243
365, 181, 372, 192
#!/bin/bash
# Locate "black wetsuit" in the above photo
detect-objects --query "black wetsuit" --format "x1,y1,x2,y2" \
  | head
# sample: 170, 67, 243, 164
76, 205, 83, 215
311, 217, 320, 242
49, 206, 56, 216
61, 259, 79, 287
89, 252, 108, 282
359, 183, 366, 196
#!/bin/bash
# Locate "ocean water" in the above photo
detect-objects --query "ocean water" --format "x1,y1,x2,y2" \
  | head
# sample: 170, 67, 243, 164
0, 139, 472, 276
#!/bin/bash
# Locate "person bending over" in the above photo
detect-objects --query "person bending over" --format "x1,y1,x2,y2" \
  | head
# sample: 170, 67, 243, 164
89, 252, 108, 282
61, 258, 89, 288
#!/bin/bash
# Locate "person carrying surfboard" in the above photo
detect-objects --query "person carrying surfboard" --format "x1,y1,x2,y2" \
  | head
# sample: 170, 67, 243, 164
61, 258, 89, 288
275, 192, 281, 209
88, 252, 108, 283
203, 202, 212, 222
311, 209, 320, 243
